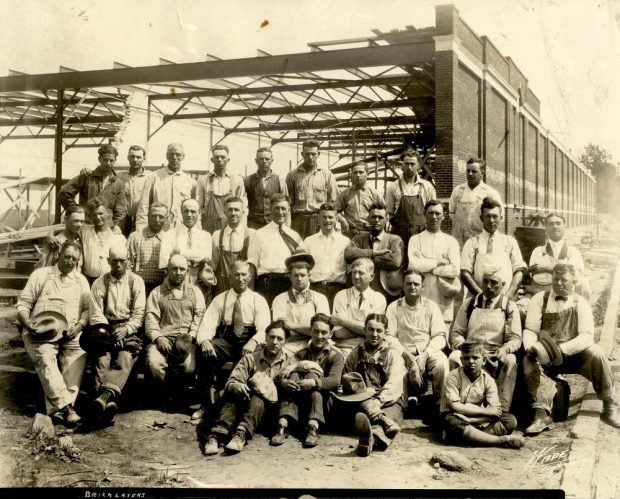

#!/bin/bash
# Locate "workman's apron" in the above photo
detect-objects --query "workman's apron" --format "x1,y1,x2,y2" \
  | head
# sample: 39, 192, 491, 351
214, 227, 251, 295
202, 175, 230, 234
466, 301, 508, 356
390, 180, 425, 245
452, 188, 484, 246
283, 289, 319, 355
471, 235, 513, 297
333, 288, 367, 355
541, 292, 579, 346
31, 274, 83, 338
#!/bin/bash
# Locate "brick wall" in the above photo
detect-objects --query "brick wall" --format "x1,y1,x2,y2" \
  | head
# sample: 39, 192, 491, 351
538, 131, 547, 209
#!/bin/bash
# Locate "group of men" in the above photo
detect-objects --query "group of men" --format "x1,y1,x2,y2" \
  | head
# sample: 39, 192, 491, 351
17, 140, 620, 459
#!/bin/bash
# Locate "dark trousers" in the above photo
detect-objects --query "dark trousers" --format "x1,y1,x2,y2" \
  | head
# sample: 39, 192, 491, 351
122, 217, 136, 238
279, 390, 326, 426
291, 212, 320, 239
255, 274, 290, 307
441, 411, 518, 441
210, 393, 266, 439
94, 349, 138, 397
310, 282, 347, 309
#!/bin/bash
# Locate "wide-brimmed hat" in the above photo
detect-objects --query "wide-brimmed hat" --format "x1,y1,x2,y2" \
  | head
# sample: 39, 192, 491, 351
332, 372, 375, 402
285, 249, 315, 270
248, 371, 278, 403
80, 323, 115, 352
532, 329, 563, 367
379, 268, 404, 297
437, 275, 462, 299
30, 310, 68, 343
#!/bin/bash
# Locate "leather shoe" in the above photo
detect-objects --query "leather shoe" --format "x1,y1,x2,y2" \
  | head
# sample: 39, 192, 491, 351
91, 390, 113, 421
524, 415, 555, 435
355, 412, 373, 457
103, 401, 117, 424
204, 436, 220, 456
377, 414, 401, 439
303, 426, 319, 448
270, 425, 288, 446
225, 430, 246, 454
499, 434, 525, 449
602, 401, 620, 429
60, 405, 81, 428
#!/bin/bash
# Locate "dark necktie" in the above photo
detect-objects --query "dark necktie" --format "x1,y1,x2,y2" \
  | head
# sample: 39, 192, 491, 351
484, 298, 493, 309
358, 292, 364, 309
279, 225, 299, 255
555, 295, 568, 302
233, 294, 244, 336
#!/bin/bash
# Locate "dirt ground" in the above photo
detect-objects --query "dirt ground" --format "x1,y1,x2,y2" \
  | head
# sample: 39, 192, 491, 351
0, 237, 616, 491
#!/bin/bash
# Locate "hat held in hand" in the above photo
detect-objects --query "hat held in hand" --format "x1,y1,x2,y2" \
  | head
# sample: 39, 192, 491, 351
80, 323, 115, 352
531, 329, 563, 367
30, 310, 69, 343
333, 372, 375, 402
248, 371, 278, 403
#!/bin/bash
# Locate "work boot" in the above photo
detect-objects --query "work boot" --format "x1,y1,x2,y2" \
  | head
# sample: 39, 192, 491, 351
355, 412, 373, 457
224, 429, 247, 454
602, 401, 620, 429
204, 436, 220, 456
91, 390, 114, 422
62, 405, 81, 428
525, 410, 555, 435
270, 425, 289, 446
303, 426, 319, 448
376, 414, 401, 439
103, 400, 117, 425
499, 434, 525, 449
191, 406, 205, 426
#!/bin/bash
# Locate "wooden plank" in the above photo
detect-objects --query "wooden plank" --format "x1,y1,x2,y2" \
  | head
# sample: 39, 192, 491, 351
0, 224, 63, 245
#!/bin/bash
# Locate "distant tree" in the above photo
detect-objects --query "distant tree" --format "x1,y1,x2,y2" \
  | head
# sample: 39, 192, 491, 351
580, 143, 619, 213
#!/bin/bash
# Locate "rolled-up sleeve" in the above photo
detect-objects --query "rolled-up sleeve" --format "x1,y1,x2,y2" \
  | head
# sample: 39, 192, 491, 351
460, 238, 476, 274
378, 349, 405, 405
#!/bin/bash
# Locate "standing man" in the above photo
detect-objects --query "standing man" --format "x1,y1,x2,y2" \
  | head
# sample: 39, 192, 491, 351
386, 151, 435, 255
386, 271, 448, 418
330, 258, 387, 357
136, 143, 197, 232
127, 202, 169, 296
86, 244, 146, 426
17, 241, 90, 427
37, 206, 85, 271
304, 203, 352, 307
60, 144, 127, 230
118, 145, 152, 237
244, 147, 288, 230
408, 200, 461, 325
145, 254, 206, 406
345, 202, 404, 303
461, 197, 526, 300
198, 145, 246, 234
286, 139, 339, 239
450, 268, 522, 413
248, 193, 304, 306
272, 250, 330, 354
211, 197, 256, 295
449, 157, 503, 248
335, 161, 384, 238
523, 263, 620, 434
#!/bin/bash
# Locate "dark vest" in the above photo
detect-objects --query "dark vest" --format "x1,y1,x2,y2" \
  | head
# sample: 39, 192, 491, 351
245, 173, 283, 225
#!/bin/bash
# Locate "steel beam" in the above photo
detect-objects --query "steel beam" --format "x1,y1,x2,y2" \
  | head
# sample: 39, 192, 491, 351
0, 96, 127, 107
0, 131, 117, 140
271, 131, 422, 144
0, 115, 123, 126
0, 41, 435, 92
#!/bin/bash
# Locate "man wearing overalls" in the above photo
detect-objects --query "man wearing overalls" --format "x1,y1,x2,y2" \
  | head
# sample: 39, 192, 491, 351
272, 250, 330, 355
460, 196, 526, 301
285, 139, 339, 239
211, 197, 256, 296
196, 260, 271, 413
522, 263, 620, 434
386, 150, 435, 263
335, 161, 384, 239
244, 147, 289, 230
198, 144, 247, 234
330, 258, 387, 358
450, 267, 522, 413
449, 158, 503, 249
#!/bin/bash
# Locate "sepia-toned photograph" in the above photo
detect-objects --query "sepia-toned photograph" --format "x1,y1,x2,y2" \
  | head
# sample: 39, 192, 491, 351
0, 1, 619, 496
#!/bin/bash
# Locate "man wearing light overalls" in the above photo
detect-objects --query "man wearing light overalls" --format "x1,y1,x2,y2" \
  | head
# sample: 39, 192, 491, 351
449, 158, 503, 249
330, 258, 387, 358
460, 196, 526, 301
450, 267, 522, 413
198, 145, 247, 234
386, 150, 435, 262
272, 250, 330, 355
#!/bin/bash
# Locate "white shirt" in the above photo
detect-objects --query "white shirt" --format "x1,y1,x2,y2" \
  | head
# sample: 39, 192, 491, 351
159, 224, 212, 268
332, 286, 386, 334
304, 230, 351, 283
386, 297, 446, 354
529, 239, 585, 278
247, 221, 304, 275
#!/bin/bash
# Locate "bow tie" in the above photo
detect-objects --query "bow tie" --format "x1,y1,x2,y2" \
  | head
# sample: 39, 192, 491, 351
555, 295, 568, 301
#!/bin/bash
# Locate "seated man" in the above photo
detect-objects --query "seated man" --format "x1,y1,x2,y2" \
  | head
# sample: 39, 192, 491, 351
16, 241, 90, 427
336, 313, 405, 457
440, 340, 524, 449
344, 202, 404, 303
202, 321, 292, 455
85, 244, 146, 426
449, 267, 522, 413
271, 313, 344, 448
385, 271, 448, 418
330, 258, 387, 358
272, 250, 329, 355
144, 254, 206, 407
523, 263, 620, 434
196, 260, 270, 408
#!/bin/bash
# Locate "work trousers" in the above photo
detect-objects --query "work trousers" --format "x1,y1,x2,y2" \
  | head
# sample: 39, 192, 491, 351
291, 212, 320, 240
449, 350, 518, 413
145, 342, 196, 384
279, 390, 326, 426
404, 350, 448, 407
23, 334, 87, 415
211, 393, 266, 439
255, 274, 290, 307
94, 349, 138, 396
441, 411, 517, 441
523, 344, 614, 413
